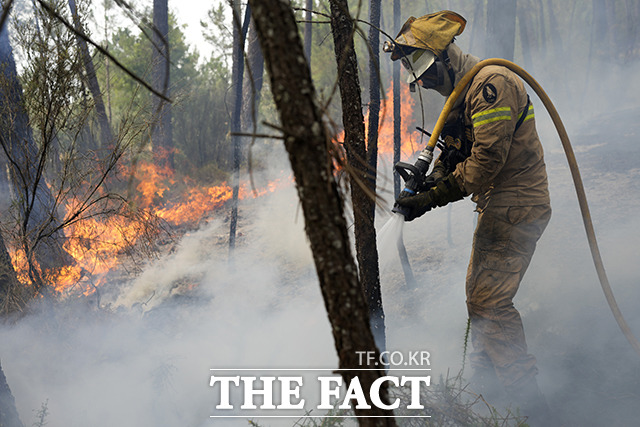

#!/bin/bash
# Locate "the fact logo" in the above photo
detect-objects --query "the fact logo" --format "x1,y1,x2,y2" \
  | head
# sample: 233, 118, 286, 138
209, 350, 432, 419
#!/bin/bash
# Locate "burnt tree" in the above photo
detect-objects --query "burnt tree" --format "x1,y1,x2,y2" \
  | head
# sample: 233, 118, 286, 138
247, 0, 396, 423
366, 0, 387, 349
392, 0, 401, 198
241, 17, 264, 136
152, 0, 173, 167
304, 0, 313, 60
0, 23, 69, 289
0, 231, 22, 315
68, 0, 113, 148
228, 3, 250, 254
330, 0, 386, 351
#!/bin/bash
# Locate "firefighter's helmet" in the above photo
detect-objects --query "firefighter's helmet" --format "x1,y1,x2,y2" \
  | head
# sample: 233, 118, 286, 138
386, 11, 466, 84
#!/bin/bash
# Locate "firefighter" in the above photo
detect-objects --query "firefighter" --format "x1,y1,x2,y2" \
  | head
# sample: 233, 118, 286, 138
388, 11, 552, 422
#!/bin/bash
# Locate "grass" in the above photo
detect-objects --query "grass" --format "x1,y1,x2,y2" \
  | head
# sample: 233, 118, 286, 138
247, 373, 529, 427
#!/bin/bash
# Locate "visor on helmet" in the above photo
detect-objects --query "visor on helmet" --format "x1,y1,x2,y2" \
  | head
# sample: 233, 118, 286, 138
401, 49, 436, 84
416, 59, 446, 89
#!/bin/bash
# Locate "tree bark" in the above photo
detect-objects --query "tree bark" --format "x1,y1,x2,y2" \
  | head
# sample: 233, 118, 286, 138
0, 24, 69, 285
228, 3, 251, 255
68, 0, 113, 148
152, 0, 173, 167
485, 0, 517, 60
0, 361, 24, 427
241, 17, 264, 140
0, 232, 22, 315
247, 0, 396, 423
330, 0, 385, 351
304, 0, 313, 60
392, 0, 401, 198
363, 0, 386, 351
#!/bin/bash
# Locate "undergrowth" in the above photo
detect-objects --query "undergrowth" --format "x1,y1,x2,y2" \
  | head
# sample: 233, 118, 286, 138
247, 373, 529, 427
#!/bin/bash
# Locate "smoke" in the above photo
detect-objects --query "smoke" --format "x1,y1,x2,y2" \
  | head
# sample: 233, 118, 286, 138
373, 4, 640, 423
0, 158, 337, 426
1, 6, 640, 427
2, 93, 639, 427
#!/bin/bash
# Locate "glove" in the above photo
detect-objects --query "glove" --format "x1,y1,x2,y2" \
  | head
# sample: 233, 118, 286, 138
396, 173, 466, 221
430, 173, 466, 207
423, 161, 446, 189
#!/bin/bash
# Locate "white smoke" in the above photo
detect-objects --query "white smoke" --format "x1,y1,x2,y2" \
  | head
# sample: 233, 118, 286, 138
2, 6, 640, 426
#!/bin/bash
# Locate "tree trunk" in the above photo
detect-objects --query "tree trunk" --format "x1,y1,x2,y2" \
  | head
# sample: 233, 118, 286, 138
0, 24, 69, 286
68, 0, 113, 148
363, 0, 386, 351
0, 361, 24, 427
0, 232, 23, 316
152, 0, 173, 168
304, 0, 313, 60
486, 0, 517, 60
228, 3, 251, 255
247, 0, 396, 423
392, 0, 401, 198
241, 17, 264, 139
330, 0, 385, 351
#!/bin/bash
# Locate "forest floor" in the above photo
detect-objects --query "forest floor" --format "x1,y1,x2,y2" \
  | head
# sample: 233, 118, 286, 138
1, 104, 640, 427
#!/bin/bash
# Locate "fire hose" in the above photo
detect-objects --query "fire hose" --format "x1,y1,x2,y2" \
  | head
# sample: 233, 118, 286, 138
409, 58, 640, 359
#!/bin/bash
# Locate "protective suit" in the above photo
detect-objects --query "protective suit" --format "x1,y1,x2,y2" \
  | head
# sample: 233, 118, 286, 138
445, 45, 551, 398
391, 13, 552, 419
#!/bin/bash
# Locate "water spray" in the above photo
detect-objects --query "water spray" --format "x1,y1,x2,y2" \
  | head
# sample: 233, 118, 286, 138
394, 58, 640, 359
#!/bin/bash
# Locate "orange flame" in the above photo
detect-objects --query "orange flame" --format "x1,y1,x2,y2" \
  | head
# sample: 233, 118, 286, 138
374, 82, 421, 160
334, 82, 420, 160
9, 80, 418, 298
9, 160, 290, 297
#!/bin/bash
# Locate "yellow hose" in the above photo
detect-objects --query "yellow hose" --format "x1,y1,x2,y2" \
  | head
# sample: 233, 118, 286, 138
427, 58, 640, 359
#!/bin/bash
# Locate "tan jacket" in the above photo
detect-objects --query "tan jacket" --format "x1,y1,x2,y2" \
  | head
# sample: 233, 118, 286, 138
452, 65, 550, 209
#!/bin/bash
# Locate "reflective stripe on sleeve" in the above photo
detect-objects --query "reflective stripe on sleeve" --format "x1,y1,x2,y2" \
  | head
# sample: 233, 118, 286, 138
518, 104, 534, 122
471, 107, 512, 128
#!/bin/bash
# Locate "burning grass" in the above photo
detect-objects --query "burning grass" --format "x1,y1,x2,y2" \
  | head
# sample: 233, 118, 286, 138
5, 80, 419, 307
6, 152, 290, 301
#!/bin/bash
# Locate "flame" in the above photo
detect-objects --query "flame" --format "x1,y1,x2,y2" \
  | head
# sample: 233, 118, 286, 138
9, 80, 418, 298
374, 82, 421, 159
154, 178, 284, 225
134, 160, 175, 209
54, 210, 151, 294
334, 82, 420, 160
9, 159, 290, 297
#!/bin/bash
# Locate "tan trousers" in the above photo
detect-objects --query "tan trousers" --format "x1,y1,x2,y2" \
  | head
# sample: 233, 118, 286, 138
466, 204, 551, 392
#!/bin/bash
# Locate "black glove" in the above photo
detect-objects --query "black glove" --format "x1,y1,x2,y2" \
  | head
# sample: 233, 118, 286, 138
423, 161, 446, 189
396, 174, 466, 221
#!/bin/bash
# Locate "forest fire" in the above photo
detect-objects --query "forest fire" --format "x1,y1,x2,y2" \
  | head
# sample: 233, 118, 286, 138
374, 83, 421, 160
334, 83, 420, 161
8, 158, 290, 297
8, 82, 418, 298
